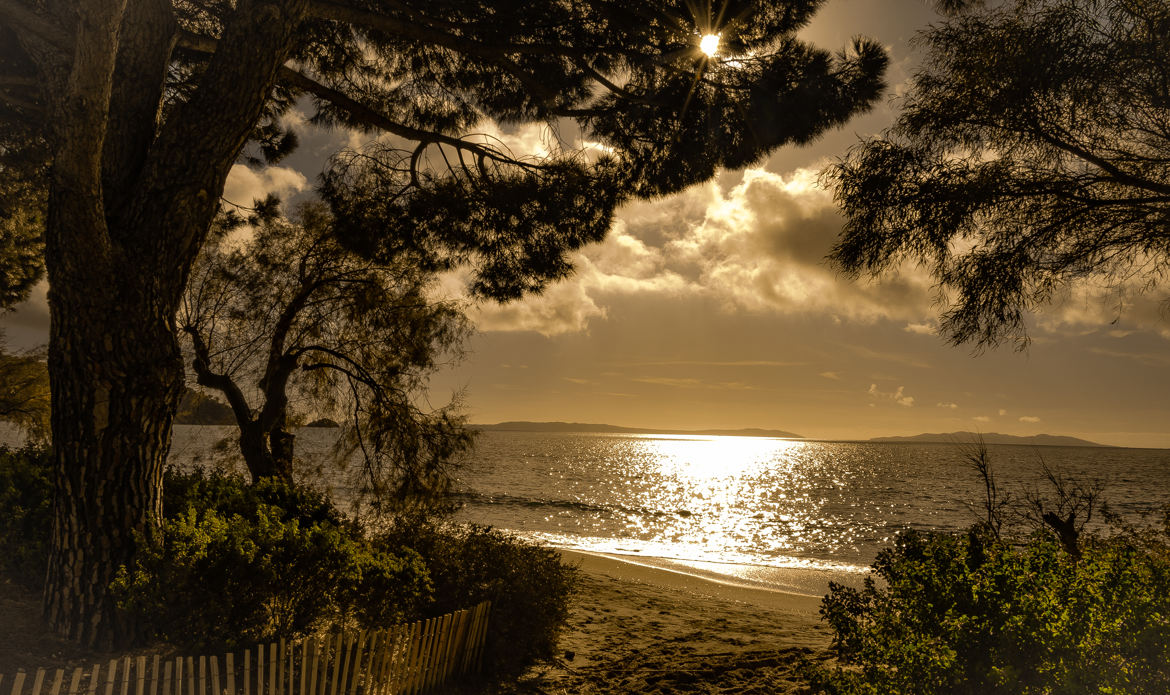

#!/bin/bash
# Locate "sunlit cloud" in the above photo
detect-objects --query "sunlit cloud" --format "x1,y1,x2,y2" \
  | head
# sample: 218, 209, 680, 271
222, 164, 308, 208
819, 371, 842, 380
1019, 416, 1041, 423
998, 409, 1007, 416
904, 321, 935, 335
973, 416, 991, 423
633, 377, 758, 391
936, 402, 959, 409
1088, 347, 1170, 367
622, 359, 805, 368
473, 166, 937, 335
869, 384, 914, 407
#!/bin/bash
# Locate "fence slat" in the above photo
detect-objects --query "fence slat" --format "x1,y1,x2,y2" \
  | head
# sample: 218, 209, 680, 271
49, 669, 64, 695
67, 669, 83, 695
209, 656, 219, 695
119, 659, 129, 695
161, 660, 172, 695
299, 639, 308, 695
30, 669, 46, 695
149, 656, 159, 695
85, 665, 100, 695
276, 640, 284, 695
103, 661, 116, 695
185, 657, 194, 695
225, 653, 235, 695
11, 671, 26, 695
265, 645, 274, 695
197, 656, 205, 695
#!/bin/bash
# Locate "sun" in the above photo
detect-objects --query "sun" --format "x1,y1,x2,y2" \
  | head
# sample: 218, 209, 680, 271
699, 33, 721, 58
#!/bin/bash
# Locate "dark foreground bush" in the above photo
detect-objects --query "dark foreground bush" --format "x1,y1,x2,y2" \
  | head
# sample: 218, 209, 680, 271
807, 526, 1170, 694
0, 444, 52, 588
113, 470, 432, 650
377, 520, 578, 681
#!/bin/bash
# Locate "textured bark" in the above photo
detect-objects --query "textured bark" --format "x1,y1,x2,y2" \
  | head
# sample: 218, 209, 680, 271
34, 0, 311, 646
43, 240, 183, 648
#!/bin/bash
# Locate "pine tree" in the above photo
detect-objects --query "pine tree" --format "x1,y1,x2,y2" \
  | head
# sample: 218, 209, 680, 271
0, 0, 887, 646
826, 0, 1170, 347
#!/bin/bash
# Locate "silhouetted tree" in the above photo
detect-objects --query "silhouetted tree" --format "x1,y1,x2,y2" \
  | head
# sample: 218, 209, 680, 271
0, 0, 887, 646
180, 203, 471, 499
827, 0, 1170, 347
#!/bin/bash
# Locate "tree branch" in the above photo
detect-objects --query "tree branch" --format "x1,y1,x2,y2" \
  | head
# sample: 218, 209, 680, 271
0, 0, 71, 52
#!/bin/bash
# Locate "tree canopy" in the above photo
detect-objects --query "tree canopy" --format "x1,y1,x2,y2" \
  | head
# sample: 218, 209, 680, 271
826, 0, 1170, 347
0, 0, 890, 646
180, 202, 471, 501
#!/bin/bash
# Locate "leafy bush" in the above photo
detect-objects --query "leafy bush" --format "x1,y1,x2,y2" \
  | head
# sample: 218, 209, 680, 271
808, 526, 1170, 694
377, 520, 578, 681
113, 470, 432, 650
0, 444, 52, 588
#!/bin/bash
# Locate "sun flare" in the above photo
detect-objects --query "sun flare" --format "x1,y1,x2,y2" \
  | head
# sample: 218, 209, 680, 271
699, 33, 721, 58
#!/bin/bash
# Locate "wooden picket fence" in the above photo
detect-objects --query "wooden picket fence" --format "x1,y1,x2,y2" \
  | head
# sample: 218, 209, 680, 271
0, 601, 490, 695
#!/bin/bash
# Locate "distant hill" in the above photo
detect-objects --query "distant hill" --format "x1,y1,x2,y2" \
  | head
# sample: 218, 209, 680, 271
175, 388, 235, 425
472, 421, 803, 439
869, 431, 1107, 447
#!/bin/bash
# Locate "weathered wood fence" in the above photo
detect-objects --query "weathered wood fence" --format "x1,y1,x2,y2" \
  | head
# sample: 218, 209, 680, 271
0, 601, 490, 695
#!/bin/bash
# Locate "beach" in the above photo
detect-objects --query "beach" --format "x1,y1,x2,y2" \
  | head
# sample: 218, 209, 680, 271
503, 550, 839, 694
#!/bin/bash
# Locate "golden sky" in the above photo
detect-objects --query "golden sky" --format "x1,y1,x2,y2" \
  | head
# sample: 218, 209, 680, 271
4, 1, 1169, 448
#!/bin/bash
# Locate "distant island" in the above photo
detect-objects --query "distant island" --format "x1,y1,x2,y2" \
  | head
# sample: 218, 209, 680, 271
472, 421, 804, 439
868, 431, 1107, 447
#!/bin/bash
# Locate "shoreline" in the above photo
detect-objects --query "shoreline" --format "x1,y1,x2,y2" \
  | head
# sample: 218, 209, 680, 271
509, 548, 837, 693
556, 548, 846, 613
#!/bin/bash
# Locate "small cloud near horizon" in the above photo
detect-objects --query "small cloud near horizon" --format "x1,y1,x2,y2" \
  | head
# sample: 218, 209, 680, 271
1019, 416, 1041, 423
869, 383, 915, 407
973, 415, 992, 423
936, 402, 959, 409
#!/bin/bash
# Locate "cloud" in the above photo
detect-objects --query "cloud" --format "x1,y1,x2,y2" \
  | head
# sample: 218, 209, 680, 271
222, 165, 308, 208
998, 409, 1007, 416
904, 322, 935, 335
1036, 281, 1170, 340
470, 280, 606, 336
1019, 416, 1041, 423
474, 166, 937, 335
563, 377, 591, 385
936, 402, 959, 409
1088, 347, 1170, 367
973, 416, 991, 423
820, 371, 842, 380
869, 383, 914, 407
633, 377, 757, 391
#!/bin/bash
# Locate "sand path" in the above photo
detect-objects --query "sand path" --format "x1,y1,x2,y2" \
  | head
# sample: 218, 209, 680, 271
505, 551, 837, 694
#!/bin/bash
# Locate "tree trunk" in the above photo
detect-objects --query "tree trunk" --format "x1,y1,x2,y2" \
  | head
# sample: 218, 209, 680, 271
237, 420, 294, 483
43, 250, 184, 649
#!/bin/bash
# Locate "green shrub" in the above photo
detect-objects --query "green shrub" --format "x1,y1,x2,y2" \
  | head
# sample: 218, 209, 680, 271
808, 527, 1170, 694
113, 470, 432, 651
377, 520, 578, 681
0, 444, 52, 588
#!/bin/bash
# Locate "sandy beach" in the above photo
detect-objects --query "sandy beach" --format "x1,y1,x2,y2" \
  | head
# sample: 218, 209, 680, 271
503, 550, 840, 694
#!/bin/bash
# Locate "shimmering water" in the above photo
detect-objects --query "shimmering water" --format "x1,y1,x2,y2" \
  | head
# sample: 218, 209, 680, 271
167, 426, 1170, 575
447, 432, 1170, 573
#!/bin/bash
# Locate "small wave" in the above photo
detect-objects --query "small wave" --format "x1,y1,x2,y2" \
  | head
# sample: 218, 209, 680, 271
450, 489, 673, 519
515, 530, 870, 575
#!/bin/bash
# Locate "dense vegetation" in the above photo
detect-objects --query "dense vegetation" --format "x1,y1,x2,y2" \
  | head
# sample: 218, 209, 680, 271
0, 445, 576, 678
808, 509, 1170, 693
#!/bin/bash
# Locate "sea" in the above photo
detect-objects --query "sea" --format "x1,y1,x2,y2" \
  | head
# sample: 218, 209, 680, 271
163, 426, 1170, 595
